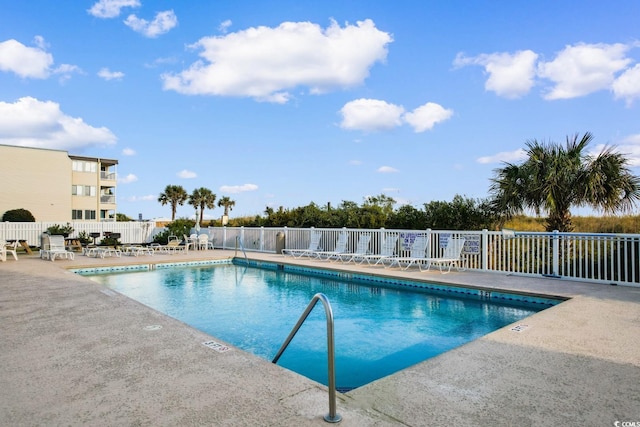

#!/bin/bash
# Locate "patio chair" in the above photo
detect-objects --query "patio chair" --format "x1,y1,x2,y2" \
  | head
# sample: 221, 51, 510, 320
1, 240, 19, 261
282, 230, 322, 258
357, 235, 399, 266
335, 234, 372, 263
42, 235, 75, 261
313, 231, 349, 261
419, 237, 466, 274
384, 234, 430, 270
197, 234, 210, 250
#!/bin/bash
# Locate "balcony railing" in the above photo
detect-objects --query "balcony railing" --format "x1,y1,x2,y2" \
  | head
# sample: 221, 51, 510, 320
100, 172, 117, 180
100, 195, 116, 204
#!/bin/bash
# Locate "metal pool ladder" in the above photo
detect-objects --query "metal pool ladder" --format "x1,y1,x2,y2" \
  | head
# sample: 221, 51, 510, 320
235, 236, 248, 261
272, 293, 342, 423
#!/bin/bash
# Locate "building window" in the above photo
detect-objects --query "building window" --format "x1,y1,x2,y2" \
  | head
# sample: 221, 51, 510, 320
72, 210, 83, 220
72, 185, 96, 196
84, 210, 96, 220
72, 160, 97, 173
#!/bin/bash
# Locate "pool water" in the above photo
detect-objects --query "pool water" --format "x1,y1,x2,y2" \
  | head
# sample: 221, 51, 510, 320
83, 264, 548, 390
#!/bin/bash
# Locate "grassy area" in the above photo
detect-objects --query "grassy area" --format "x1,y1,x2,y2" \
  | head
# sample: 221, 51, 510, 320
505, 215, 640, 233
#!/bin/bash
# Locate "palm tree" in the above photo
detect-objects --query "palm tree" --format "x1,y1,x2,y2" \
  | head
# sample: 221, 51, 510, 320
188, 187, 217, 226
489, 132, 640, 232
158, 185, 188, 221
218, 196, 236, 217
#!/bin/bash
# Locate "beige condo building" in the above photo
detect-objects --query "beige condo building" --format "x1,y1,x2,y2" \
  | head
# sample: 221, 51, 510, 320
0, 144, 118, 222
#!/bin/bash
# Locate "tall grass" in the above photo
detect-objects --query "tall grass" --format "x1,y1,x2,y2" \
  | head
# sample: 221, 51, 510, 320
505, 215, 640, 233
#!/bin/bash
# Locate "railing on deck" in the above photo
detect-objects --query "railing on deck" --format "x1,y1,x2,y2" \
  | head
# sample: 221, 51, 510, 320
1, 222, 638, 287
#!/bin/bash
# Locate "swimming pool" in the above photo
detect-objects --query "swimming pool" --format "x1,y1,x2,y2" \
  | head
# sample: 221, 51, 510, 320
78, 261, 559, 391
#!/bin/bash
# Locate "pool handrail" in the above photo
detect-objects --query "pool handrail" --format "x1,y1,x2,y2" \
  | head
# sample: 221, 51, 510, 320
272, 293, 342, 423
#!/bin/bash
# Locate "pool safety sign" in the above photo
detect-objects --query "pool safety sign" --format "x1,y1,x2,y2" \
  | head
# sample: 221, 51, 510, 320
439, 233, 480, 254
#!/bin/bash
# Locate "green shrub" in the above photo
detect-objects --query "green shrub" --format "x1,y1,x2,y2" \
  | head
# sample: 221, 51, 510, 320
2, 208, 36, 222
46, 223, 75, 236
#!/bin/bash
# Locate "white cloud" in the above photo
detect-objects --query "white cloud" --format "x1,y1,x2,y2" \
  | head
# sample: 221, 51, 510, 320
613, 64, 640, 106
340, 99, 404, 131
348, 159, 362, 165
124, 10, 178, 38
219, 19, 232, 33
454, 50, 538, 98
403, 102, 453, 132
122, 147, 136, 155
538, 42, 632, 100
0, 38, 53, 79
88, 0, 140, 18
476, 148, 527, 164
377, 166, 398, 173
0, 96, 117, 150
219, 183, 259, 193
126, 194, 156, 202
98, 67, 125, 80
177, 169, 197, 179
118, 173, 138, 184
162, 19, 392, 102
614, 134, 640, 167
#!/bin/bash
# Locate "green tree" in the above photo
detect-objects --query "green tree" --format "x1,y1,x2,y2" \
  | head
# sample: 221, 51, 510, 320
158, 185, 188, 221
116, 213, 132, 221
2, 208, 35, 222
490, 132, 640, 231
189, 187, 217, 226
217, 196, 236, 217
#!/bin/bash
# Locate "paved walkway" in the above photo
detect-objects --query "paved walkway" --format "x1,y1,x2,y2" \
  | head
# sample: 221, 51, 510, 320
1, 249, 639, 426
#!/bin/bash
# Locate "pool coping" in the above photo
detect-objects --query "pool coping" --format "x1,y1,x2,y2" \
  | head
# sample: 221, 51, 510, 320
2, 249, 639, 426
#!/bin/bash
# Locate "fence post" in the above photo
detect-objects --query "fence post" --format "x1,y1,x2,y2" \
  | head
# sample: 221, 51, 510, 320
552, 230, 560, 277
260, 227, 265, 251
223, 226, 227, 250
481, 229, 488, 271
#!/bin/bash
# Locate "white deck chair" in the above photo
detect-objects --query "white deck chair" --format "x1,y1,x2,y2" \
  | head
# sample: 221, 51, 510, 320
419, 237, 466, 274
384, 235, 430, 270
43, 235, 75, 261
313, 231, 349, 261
356, 235, 399, 266
335, 234, 372, 263
197, 234, 210, 250
282, 230, 322, 258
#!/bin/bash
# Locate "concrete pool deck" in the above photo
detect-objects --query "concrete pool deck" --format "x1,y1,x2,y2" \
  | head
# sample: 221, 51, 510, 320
1, 249, 638, 426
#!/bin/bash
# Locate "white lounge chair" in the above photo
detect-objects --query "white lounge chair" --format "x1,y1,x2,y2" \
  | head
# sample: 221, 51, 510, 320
336, 234, 372, 263
356, 235, 399, 265
384, 234, 430, 270
313, 232, 349, 261
41, 235, 75, 261
1, 240, 19, 261
419, 237, 466, 274
282, 230, 322, 258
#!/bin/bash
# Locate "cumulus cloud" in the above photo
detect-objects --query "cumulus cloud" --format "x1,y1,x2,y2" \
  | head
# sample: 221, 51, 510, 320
98, 67, 124, 80
476, 148, 528, 164
219, 183, 258, 193
377, 166, 398, 173
88, 0, 140, 18
454, 50, 538, 98
124, 10, 178, 38
118, 173, 138, 184
403, 102, 453, 132
0, 38, 53, 78
162, 19, 392, 102
177, 169, 197, 178
0, 97, 117, 150
0, 38, 80, 81
612, 134, 640, 167
613, 64, 640, 106
538, 43, 632, 100
122, 147, 136, 155
455, 42, 639, 101
339, 99, 452, 132
340, 99, 404, 131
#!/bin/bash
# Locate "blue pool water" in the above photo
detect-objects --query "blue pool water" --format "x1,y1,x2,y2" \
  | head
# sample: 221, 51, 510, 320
81, 263, 553, 390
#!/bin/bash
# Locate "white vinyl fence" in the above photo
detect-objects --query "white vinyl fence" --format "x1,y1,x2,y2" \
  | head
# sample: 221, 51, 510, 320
2, 222, 638, 287
209, 226, 640, 287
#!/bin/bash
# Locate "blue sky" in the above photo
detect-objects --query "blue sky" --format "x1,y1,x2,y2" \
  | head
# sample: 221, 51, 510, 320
1, 0, 640, 221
